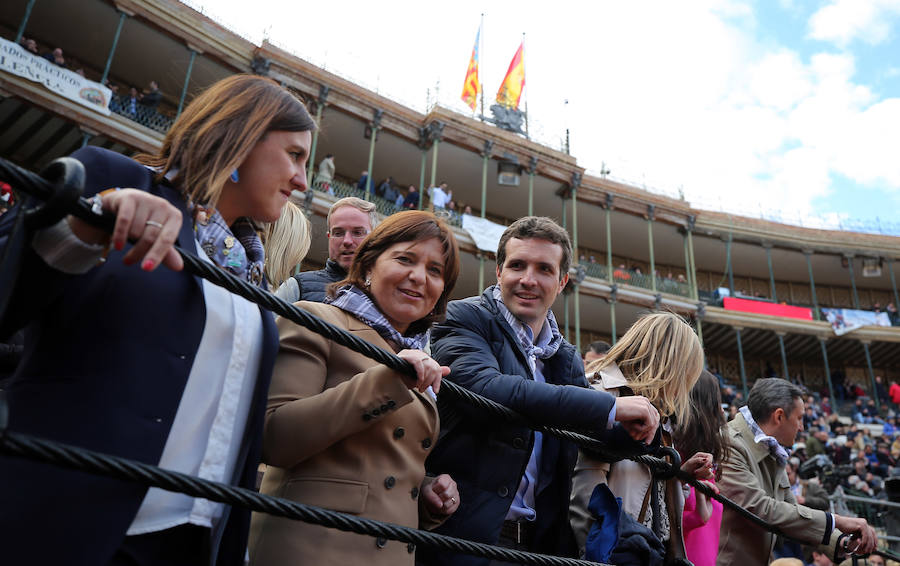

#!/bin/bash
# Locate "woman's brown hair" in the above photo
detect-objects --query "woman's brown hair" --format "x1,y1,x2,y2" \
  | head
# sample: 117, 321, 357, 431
673, 370, 733, 480
136, 74, 315, 209
329, 210, 460, 336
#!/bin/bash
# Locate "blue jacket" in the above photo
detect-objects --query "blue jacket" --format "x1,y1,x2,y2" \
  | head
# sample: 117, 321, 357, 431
0, 147, 278, 566
421, 286, 617, 566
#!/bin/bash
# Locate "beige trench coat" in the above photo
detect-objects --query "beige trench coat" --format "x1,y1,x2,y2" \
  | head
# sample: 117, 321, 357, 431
248, 302, 443, 566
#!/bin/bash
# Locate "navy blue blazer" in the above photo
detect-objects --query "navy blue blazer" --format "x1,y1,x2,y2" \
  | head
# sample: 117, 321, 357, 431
0, 147, 278, 566
421, 286, 617, 566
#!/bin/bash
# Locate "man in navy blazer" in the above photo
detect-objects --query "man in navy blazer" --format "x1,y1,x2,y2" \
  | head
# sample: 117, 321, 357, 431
0, 147, 279, 566
419, 216, 660, 566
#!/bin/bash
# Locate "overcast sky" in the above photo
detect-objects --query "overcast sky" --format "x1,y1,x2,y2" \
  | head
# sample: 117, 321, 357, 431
188, 0, 900, 233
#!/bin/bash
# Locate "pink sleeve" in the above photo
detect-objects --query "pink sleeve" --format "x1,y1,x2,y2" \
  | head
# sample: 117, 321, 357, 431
682, 485, 708, 532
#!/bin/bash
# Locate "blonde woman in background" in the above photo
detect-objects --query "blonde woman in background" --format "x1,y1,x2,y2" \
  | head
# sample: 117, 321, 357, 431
569, 312, 714, 563
263, 201, 311, 288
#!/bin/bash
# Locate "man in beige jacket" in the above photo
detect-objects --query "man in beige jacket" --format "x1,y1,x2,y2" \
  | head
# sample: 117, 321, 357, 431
718, 378, 877, 565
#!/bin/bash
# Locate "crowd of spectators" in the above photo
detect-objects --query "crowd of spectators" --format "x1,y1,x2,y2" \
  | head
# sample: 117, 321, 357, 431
17, 35, 171, 130
716, 368, 900, 507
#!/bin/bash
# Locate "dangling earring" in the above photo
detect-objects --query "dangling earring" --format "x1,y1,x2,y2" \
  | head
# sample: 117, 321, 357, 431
365, 277, 371, 289
230, 169, 239, 183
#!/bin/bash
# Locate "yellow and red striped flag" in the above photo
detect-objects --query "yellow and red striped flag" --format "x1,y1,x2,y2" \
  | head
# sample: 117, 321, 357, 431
460, 25, 481, 111
496, 41, 525, 109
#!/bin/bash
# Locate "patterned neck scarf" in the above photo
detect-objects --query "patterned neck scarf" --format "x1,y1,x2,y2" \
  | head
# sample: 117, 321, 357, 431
740, 405, 790, 467
154, 166, 266, 288
491, 285, 563, 375
192, 204, 266, 288
327, 285, 429, 350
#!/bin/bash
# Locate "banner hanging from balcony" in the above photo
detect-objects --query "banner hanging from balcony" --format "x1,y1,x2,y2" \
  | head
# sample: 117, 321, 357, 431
821, 308, 892, 336
0, 37, 112, 116
461, 213, 507, 254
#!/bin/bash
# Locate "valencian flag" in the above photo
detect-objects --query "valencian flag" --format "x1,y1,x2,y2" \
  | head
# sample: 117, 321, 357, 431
460, 25, 481, 111
496, 41, 525, 109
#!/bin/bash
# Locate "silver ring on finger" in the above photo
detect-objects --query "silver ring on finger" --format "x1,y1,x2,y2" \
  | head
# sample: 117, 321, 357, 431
146, 220, 164, 229
450, 497, 456, 505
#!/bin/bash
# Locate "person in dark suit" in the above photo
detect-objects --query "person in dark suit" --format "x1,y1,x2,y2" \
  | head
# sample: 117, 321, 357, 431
0, 74, 315, 566
250, 211, 462, 566
419, 216, 660, 566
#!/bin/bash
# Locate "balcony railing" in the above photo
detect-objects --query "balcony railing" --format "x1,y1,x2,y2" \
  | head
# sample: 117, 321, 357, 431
109, 98, 174, 134
582, 262, 692, 298
311, 179, 463, 228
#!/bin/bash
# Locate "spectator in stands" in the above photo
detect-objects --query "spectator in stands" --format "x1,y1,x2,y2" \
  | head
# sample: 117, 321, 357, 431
250, 211, 462, 566
721, 379, 880, 565
262, 201, 311, 289
582, 340, 610, 365
0, 74, 315, 566
374, 176, 390, 198
21, 37, 39, 55
402, 184, 419, 209
463, 204, 473, 215
122, 86, 140, 118
43, 46, 65, 67
806, 429, 829, 458
887, 302, 899, 325
315, 153, 335, 190
140, 80, 162, 109
380, 177, 399, 204
570, 313, 710, 562
676, 370, 732, 566
394, 189, 405, 210
428, 181, 451, 209
275, 197, 375, 304
890, 380, 900, 408
445, 199, 459, 221
874, 375, 889, 406
356, 169, 368, 192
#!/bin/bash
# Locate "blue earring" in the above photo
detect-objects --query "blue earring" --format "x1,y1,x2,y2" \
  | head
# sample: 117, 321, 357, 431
230, 170, 239, 183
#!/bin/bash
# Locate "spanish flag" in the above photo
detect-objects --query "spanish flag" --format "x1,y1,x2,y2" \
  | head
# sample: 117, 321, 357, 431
460, 26, 481, 111
496, 42, 525, 109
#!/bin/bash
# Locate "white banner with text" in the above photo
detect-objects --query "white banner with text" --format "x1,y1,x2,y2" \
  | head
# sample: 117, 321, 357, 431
0, 37, 111, 115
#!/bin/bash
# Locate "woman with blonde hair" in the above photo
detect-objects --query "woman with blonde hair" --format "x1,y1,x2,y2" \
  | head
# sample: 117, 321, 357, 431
263, 201, 311, 288
250, 210, 462, 566
569, 312, 713, 564
0, 74, 315, 565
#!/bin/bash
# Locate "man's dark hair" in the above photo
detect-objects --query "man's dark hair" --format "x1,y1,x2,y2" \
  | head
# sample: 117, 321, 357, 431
496, 216, 572, 279
747, 378, 805, 424
586, 340, 611, 357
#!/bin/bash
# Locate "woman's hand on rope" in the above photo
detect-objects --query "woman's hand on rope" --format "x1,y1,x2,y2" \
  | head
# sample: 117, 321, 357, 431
69, 189, 184, 272
613, 396, 660, 444
422, 473, 460, 516
682, 451, 715, 480
397, 350, 450, 394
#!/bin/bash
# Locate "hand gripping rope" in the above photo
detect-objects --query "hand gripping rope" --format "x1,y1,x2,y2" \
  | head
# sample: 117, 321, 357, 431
0, 156, 897, 564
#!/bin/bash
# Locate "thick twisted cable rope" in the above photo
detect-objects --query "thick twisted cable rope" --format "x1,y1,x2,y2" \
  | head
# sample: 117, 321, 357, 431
2, 156, 895, 563
0, 156, 660, 466
0, 418, 606, 566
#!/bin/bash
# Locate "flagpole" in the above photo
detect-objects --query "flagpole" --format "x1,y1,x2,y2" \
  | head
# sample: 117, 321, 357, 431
522, 32, 528, 138
479, 13, 485, 120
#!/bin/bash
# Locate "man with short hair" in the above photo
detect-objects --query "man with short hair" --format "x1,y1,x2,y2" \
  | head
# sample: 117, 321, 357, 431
420, 216, 660, 566
583, 340, 610, 365
140, 80, 162, 109
718, 378, 878, 566
429, 182, 452, 209
274, 197, 376, 303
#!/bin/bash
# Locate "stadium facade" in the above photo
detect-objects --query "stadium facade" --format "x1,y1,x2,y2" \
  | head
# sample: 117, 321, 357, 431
2, 0, 898, 400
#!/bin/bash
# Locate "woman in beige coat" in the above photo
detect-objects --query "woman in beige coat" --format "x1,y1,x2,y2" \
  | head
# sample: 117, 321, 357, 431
569, 312, 713, 562
250, 211, 461, 566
